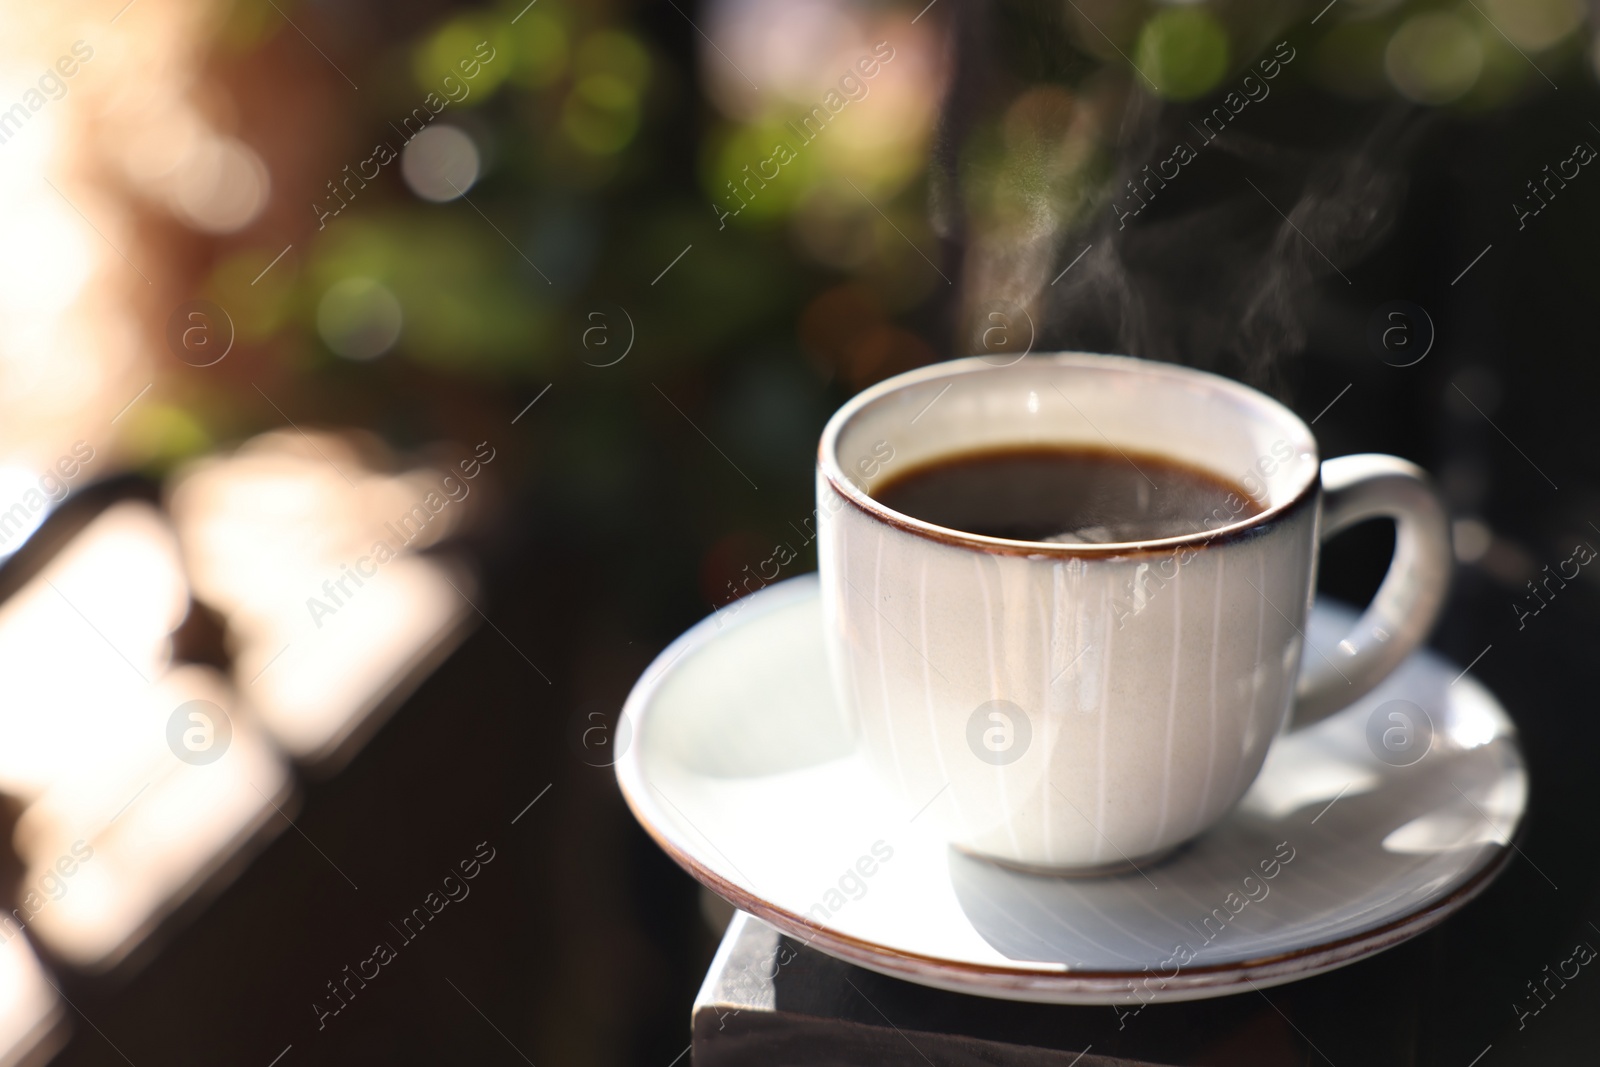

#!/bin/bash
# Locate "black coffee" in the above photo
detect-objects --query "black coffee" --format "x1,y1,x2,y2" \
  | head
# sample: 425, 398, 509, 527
870, 445, 1263, 544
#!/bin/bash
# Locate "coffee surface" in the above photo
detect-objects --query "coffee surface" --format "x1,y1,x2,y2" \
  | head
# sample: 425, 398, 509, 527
870, 445, 1263, 544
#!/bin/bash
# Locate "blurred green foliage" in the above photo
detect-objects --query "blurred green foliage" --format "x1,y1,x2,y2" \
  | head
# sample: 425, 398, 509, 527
170, 0, 1598, 599
309, 215, 551, 375
202, 0, 1594, 414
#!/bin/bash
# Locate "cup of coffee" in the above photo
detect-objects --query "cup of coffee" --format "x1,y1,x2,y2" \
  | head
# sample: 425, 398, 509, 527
816, 353, 1451, 872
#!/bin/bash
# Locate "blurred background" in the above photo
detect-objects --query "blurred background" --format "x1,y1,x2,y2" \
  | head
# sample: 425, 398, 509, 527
0, 0, 1598, 1062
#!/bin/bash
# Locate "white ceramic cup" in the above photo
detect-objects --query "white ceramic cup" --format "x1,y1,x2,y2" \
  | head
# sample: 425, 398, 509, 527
816, 353, 1451, 872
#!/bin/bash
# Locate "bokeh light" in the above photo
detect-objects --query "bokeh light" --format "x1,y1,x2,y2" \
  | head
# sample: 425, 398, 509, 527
507, 4, 570, 87
168, 136, 270, 234
1134, 7, 1230, 101
311, 216, 550, 374
1386, 12, 1484, 105
413, 13, 512, 103
703, 0, 864, 120
317, 277, 404, 360
553, 31, 647, 156
401, 124, 482, 202
1482, 0, 1583, 52
123, 404, 212, 471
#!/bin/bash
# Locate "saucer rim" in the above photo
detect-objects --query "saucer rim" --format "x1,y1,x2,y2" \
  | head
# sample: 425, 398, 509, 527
616, 573, 1522, 1002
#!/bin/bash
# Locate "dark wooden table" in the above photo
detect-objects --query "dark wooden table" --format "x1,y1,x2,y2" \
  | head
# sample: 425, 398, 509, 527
686, 501, 1600, 1067
692, 908, 1471, 1066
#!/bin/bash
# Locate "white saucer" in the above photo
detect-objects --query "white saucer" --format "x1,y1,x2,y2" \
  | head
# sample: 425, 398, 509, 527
617, 575, 1526, 1004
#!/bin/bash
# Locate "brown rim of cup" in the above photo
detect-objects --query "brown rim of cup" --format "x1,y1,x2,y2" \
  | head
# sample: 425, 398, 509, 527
817, 353, 1322, 560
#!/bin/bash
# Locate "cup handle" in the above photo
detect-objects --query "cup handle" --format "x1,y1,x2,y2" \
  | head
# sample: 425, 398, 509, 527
1290, 453, 1453, 729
